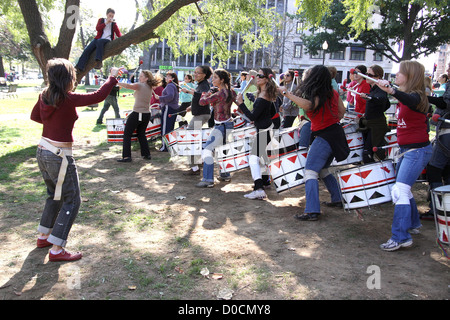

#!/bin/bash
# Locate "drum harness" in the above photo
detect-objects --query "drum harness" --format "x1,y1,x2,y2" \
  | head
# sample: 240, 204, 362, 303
38, 137, 73, 201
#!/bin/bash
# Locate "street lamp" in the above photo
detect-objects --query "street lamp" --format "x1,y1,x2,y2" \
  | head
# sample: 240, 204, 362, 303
322, 41, 328, 65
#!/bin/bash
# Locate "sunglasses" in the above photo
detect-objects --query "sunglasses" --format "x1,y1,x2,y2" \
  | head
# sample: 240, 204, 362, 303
256, 74, 267, 79
367, 73, 377, 78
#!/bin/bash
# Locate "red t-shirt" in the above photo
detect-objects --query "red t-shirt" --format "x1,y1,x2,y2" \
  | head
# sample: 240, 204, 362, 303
353, 79, 371, 115
396, 102, 429, 146
307, 90, 341, 132
31, 76, 118, 142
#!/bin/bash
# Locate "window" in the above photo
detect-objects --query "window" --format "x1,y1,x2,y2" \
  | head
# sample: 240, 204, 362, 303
330, 50, 345, 60
296, 21, 304, 34
310, 50, 324, 59
374, 52, 383, 61
350, 46, 366, 60
294, 44, 302, 58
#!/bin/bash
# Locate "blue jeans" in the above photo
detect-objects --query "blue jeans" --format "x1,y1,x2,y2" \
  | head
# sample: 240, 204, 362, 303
76, 38, 110, 71
36, 148, 81, 247
202, 122, 234, 182
299, 121, 311, 148
304, 136, 341, 214
391, 144, 432, 242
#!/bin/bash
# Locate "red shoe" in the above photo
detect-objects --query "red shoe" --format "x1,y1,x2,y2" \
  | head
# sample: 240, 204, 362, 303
37, 238, 52, 248
49, 249, 82, 262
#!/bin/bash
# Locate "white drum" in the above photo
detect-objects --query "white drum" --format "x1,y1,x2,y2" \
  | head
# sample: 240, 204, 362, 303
266, 126, 301, 160
234, 116, 246, 129
337, 160, 396, 210
331, 131, 363, 166
216, 138, 252, 173
232, 125, 257, 141
176, 128, 212, 156
106, 117, 161, 143
384, 130, 399, 163
268, 148, 309, 193
431, 185, 450, 245
163, 127, 182, 156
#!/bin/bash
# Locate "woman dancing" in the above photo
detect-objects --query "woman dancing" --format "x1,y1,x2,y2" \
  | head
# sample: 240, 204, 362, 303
236, 68, 278, 199
279, 65, 348, 221
376, 60, 432, 251
31, 58, 122, 261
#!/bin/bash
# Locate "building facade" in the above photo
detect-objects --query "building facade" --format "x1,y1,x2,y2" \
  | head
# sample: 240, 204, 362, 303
142, 0, 394, 85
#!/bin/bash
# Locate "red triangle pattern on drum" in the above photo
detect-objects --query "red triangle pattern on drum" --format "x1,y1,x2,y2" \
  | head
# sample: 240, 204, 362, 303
272, 161, 282, 169
288, 132, 295, 139
355, 170, 372, 179
443, 231, 448, 243
340, 174, 351, 183
381, 166, 391, 174
239, 159, 248, 166
226, 163, 235, 169
288, 155, 298, 163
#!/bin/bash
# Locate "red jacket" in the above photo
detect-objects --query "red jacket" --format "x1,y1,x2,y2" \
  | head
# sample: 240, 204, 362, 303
95, 18, 122, 40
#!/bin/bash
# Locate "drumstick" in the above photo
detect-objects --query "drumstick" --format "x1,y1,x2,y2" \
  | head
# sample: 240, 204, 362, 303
168, 110, 187, 118
132, 60, 144, 80
350, 69, 399, 89
290, 71, 299, 91
240, 76, 256, 94
341, 86, 372, 100
372, 144, 398, 152
269, 74, 280, 88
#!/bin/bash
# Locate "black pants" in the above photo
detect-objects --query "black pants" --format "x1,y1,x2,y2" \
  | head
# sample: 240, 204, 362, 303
122, 112, 151, 158
282, 116, 296, 128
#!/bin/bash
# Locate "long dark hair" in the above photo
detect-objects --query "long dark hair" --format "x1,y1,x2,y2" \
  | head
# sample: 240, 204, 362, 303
42, 58, 76, 108
294, 65, 333, 113
214, 68, 233, 103
258, 68, 279, 102
198, 65, 213, 81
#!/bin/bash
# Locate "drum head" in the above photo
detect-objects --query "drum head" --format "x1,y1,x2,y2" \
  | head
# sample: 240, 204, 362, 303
434, 185, 450, 193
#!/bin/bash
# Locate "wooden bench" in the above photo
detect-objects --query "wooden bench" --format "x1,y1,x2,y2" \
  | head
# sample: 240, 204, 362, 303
86, 88, 99, 110
0, 84, 18, 99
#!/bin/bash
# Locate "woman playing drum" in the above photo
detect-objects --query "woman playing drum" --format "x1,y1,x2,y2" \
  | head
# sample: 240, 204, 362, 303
236, 68, 278, 200
359, 65, 390, 163
376, 60, 432, 251
279, 65, 348, 221
195, 69, 237, 188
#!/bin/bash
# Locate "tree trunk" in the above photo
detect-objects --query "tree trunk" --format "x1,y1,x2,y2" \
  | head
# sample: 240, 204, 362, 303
18, 0, 200, 84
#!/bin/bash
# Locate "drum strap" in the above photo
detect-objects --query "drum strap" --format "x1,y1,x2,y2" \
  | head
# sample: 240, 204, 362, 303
38, 138, 73, 201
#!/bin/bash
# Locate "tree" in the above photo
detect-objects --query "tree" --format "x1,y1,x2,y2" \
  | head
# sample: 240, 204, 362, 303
13, 0, 277, 84
297, 0, 450, 63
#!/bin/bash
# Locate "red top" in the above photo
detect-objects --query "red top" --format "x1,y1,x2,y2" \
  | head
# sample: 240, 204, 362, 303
353, 79, 371, 116
396, 102, 429, 146
95, 18, 122, 40
31, 76, 118, 142
307, 90, 341, 132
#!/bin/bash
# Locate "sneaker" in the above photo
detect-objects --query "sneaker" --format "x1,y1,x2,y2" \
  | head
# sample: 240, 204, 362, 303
323, 201, 343, 208
183, 169, 200, 176
117, 157, 132, 163
37, 238, 52, 248
294, 213, 320, 221
217, 175, 231, 182
408, 226, 422, 235
379, 238, 413, 251
195, 181, 214, 188
94, 60, 103, 69
244, 189, 267, 200
49, 249, 82, 262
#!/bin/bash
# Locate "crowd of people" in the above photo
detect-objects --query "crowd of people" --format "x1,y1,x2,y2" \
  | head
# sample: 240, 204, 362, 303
29, 8, 450, 261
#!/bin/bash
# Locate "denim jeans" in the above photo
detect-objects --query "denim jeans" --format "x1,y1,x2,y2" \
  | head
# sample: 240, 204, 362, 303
304, 136, 341, 213
188, 114, 212, 166
299, 121, 311, 148
160, 106, 179, 151
202, 121, 234, 182
391, 144, 432, 242
36, 148, 81, 247
76, 38, 110, 71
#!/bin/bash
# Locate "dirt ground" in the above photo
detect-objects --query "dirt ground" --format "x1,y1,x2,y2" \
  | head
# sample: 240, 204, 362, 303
0, 122, 449, 301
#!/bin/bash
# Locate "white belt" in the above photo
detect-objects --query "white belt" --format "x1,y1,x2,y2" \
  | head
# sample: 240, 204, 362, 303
38, 138, 72, 201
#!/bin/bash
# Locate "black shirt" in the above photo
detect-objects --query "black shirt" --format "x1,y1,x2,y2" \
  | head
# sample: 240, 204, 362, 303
364, 85, 390, 120
191, 80, 211, 116
238, 97, 276, 130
